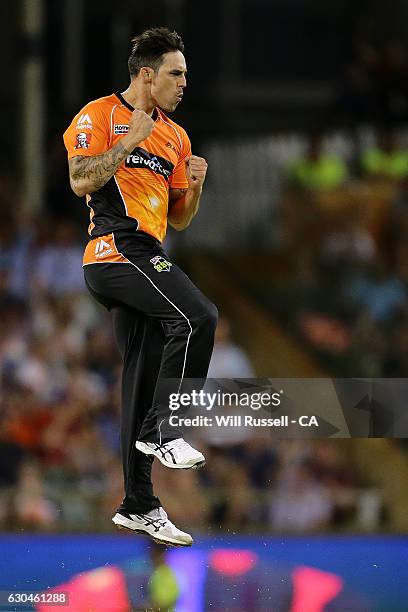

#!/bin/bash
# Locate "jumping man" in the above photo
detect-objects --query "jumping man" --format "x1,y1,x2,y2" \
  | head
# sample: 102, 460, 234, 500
63, 27, 218, 546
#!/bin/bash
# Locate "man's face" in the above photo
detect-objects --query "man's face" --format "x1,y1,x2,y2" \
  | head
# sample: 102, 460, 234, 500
150, 50, 187, 113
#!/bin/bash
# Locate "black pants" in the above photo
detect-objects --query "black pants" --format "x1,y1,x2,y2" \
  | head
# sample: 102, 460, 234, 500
84, 230, 218, 513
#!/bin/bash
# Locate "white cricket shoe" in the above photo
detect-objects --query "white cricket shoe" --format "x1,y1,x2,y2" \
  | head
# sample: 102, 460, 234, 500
135, 438, 205, 469
112, 507, 193, 546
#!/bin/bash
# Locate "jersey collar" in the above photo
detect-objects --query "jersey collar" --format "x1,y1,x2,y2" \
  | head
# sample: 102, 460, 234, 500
114, 92, 159, 121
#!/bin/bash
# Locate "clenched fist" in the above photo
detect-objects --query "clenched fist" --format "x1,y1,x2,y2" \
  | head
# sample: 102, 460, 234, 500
123, 109, 155, 151
186, 155, 208, 189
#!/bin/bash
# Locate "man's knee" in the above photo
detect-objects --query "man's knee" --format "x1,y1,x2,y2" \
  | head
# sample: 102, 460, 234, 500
194, 299, 218, 331
207, 301, 218, 330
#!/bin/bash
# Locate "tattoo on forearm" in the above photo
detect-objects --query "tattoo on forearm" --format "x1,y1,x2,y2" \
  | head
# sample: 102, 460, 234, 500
69, 141, 130, 191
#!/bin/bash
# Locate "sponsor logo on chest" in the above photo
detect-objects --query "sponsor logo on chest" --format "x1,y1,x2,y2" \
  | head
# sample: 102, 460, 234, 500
125, 147, 174, 181
114, 124, 129, 134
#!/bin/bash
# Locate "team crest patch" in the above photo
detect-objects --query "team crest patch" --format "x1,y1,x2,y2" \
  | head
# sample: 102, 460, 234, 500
74, 132, 91, 149
150, 255, 172, 273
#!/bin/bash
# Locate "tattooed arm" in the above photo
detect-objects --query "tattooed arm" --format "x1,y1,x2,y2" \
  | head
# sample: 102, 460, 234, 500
68, 141, 130, 197
68, 108, 155, 197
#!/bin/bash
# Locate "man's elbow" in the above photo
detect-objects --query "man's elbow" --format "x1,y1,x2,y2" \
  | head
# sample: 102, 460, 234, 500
169, 219, 190, 231
71, 186, 87, 198
69, 178, 88, 198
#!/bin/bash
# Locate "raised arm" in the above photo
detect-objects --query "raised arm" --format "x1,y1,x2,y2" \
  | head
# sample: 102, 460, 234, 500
168, 155, 208, 230
68, 109, 155, 197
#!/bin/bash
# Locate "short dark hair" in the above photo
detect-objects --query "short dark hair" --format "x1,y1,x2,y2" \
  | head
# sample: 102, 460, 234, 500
128, 27, 184, 78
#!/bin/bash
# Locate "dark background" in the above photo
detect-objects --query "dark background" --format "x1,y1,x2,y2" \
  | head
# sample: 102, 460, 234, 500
3, 0, 408, 155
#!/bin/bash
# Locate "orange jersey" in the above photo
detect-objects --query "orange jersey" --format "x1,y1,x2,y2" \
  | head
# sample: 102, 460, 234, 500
63, 92, 191, 242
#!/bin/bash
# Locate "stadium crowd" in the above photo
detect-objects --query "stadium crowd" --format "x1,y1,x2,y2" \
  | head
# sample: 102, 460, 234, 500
264, 125, 408, 378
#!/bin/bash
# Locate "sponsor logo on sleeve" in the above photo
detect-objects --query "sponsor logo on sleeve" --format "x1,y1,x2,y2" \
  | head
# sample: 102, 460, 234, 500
74, 133, 92, 149
76, 113, 93, 129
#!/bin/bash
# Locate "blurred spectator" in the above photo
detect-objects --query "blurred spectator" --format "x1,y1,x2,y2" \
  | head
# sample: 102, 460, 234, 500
269, 461, 333, 533
298, 312, 351, 354
361, 128, 408, 180
209, 458, 256, 530
152, 461, 208, 527
0, 206, 32, 300
208, 316, 255, 378
348, 317, 388, 377
14, 338, 64, 402
228, 439, 278, 489
283, 132, 349, 251
2, 385, 53, 456
308, 441, 358, 525
14, 461, 59, 530
288, 133, 348, 191
321, 207, 377, 265
33, 218, 85, 295
344, 259, 406, 323
0, 297, 29, 387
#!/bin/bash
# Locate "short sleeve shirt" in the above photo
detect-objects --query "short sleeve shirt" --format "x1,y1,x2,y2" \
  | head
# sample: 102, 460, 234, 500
63, 92, 191, 242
